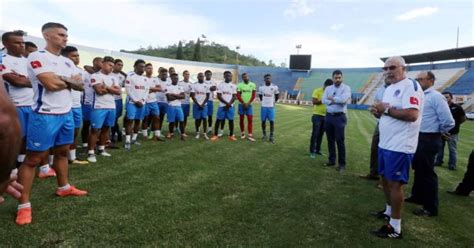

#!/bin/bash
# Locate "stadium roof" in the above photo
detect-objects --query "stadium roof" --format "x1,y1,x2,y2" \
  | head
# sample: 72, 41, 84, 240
380, 46, 474, 64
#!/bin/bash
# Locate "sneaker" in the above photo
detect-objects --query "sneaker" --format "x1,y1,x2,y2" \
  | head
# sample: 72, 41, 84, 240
247, 135, 255, 142
203, 133, 210, 140
99, 150, 112, 157
38, 168, 56, 178
218, 130, 224, 137
241, 134, 246, 139
210, 135, 219, 141
371, 224, 402, 239
228, 135, 237, 141
207, 128, 213, 135
70, 159, 89, 165
132, 140, 141, 146
336, 166, 345, 173
195, 133, 200, 139
56, 185, 88, 197
154, 136, 165, 142
310, 153, 316, 159
124, 142, 131, 150
148, 133, 154, 140
413, 208, 437, 217
370, 210, 390, 220
261, 135, 267, 141
182, 133, 188, 138
269, 136, 275, 144
87, 154, 97, 163
166, 133, 173, 140
16, 207, 32, 225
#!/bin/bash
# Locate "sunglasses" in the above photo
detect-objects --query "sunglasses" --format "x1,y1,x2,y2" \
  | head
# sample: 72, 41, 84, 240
382, 65, 398, 71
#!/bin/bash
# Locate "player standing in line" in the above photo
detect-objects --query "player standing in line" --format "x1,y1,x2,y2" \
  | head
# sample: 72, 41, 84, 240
124, 59, 149, 150
236, 73, 257, 141
81, 57, 102, 148
156, 68, 169, 137
204, 70, 217, 134
111, 59, 126, 144
258, 74, 279, 144
179, 70, 193, 136
16, 23, 88, 225
60, 46, 89, 165
166, 73, 186, 140
23, 41, 38, 57
141, 63, 164, 141
210, 71, 237, 141
87, 56, 120, 162
190, 72, 210, 139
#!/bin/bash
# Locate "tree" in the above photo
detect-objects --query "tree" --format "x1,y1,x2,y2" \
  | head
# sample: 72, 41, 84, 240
176, 41, 184, 60
193, 38, 202, 61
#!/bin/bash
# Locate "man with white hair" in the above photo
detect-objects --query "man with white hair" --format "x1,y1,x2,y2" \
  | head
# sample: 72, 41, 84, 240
369, 56, 423, 239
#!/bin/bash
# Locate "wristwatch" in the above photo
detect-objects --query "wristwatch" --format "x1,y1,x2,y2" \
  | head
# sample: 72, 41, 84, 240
384, 107, 390, 116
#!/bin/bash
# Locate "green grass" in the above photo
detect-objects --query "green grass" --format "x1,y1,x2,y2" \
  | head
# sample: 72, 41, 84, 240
1, 105, 473, 247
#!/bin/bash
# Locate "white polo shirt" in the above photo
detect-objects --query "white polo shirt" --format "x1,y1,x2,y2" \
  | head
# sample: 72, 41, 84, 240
82, 71, 94, 105
216, 81, 237, 107
205, 79, 217, 99
378, 78, 424, 154
27, 50, 74, 114
258, 84, 279, 108
2, 53, 34, 106
166, 83, 184, 107
111, 72, 126, 101
178, 80, 193, 105
156, 78, 169, 103
90, 72, 117, 109
69, 64, 85, 108
125, 72, 149, 104
191, 82, 210, 105
146, 76, 160, 103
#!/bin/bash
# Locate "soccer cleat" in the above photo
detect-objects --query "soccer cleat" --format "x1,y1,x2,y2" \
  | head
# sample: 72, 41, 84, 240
148, 133, 154, 140
195, 133, 200, 139
217, 130, 224, 137
370, 210, 390, 220
247, 135, 255, 142
87, 154, 97, 163
154, 136, 165, 142
241, 134, 246, 139
70, 159, 89, 165
269, 136, 275, 144
310, 153, 316, 159
207, 128, 213, 135
371, 224, 402, 239
166, 133, 173, 140
16, 207, 32, 225
228, 135, 237, 141
413, 208, 437, 217
261, 135, 267, 141
56, 185, 88, 197
210, 135, 219, 141
99, 150, 112, 157
38, 168, 56, 178
203, 133, 210, 140
132, 140, 141, 146
124, 142, 131, 150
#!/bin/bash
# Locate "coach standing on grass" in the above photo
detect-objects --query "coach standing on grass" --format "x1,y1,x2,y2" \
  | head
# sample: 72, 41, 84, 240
405, 71, 454, 217
309, 79, 332, 158
322, 70, 351, 172
369, 56, 423, 239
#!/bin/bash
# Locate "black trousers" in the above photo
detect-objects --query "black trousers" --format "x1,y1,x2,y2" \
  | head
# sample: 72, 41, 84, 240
369, 123, 380, 176
455, 150, 474, 195
309, 114, 325, 154
411, 133, 442, 215
325, 113, 347, 167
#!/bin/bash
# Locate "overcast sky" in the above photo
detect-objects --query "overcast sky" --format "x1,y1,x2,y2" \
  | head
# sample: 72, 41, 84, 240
1, 0, 472, 67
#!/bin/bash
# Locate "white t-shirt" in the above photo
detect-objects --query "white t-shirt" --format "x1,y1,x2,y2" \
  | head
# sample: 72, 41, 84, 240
2, 54, 34, 106
156, 78, 169, 103
178, 80, 193, 104
90, 72, 117, 109
191, 82, 210, 105
69, 65, 85, 108
258, 84, 279, 108
204, 79, 217, 99
27, 50, 75, 114
216, 81, 237, 107
111, 72, 126, 100
125, 72, 149, 104
82, 72, 94, 105
378, 78, 424, 154
145, 76, 160, 103
166, 83, 184, 107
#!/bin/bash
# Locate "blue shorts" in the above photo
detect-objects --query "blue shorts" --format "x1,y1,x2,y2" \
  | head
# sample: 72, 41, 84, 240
378, 148, 413, 184
91, 109, 116, 129
238, 104, 254, 116
126, 103, 146, 120
261, 107, 275, 122
182, 104, 190, 117
207, 100, 214, 117
145, 102, 160, 117
193, 103, 208, 119
27, 111, 74, 151
217, 106, 235, 120
115, 99, 123, 118
16, 106, 32, 138
72, 107, 82, 128
158, 102, 168, 116
82, 104, 92, 121
167, 106, 184, 123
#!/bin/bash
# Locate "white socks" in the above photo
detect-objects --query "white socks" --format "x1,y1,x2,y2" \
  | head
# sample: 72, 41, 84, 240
18, 202, 31, 210
125, 135, 131, 143
57, 184, 71, 192
88, 150, 95, 155
142, 129, 148, 137
390, 218, 401, 233
17, 154, 25, 163
98, 145, 105, 151
39, 164, 50, 174
48, 155, 54, 166
132, 133, 138, 141
69, 149, 76, 161
154, 130, 161, 137
384, 204, 392, 216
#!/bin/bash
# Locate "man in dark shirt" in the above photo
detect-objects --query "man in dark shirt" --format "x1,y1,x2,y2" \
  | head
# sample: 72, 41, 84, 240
448, 150, 474, 196
435, 92, 466, 170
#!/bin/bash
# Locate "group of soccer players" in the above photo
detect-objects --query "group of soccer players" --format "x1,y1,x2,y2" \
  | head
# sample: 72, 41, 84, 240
0, 23, 280, 225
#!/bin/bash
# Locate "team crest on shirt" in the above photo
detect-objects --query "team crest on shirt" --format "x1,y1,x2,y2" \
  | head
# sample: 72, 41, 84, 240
393, 89, 401, 97
410, 97, 419, 105
30, 61, 42, 69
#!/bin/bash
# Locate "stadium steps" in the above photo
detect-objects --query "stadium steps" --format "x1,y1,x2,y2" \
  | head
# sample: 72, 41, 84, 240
358, 73, 384, 105
293, 78, 305, 90
437, 69, 466, 92
359, 73, 377, 93
444, 68, 474, 95
462, 95, 474, 112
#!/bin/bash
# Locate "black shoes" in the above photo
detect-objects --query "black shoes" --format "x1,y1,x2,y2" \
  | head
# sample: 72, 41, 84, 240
371, 224, 402, 239
447, 190, 470, 197
370, 210, 390, 220
324, 162, 335, 167
413, 208, 437, 217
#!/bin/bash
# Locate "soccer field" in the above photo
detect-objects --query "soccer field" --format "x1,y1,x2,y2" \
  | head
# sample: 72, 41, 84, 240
1, 105, 473, 246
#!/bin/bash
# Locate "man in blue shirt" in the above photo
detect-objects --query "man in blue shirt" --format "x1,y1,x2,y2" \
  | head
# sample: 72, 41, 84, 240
406, 71, 455, 217
322, 70, 351, 172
